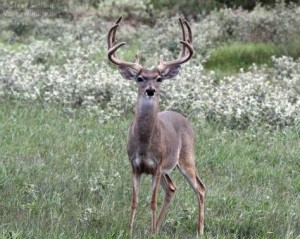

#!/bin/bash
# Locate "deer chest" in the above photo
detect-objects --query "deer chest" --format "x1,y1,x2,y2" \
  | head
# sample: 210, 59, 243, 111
131, 154, 158, 175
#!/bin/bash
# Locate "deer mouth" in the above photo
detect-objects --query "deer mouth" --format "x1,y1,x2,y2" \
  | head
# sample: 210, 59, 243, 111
144, 89, 156, 99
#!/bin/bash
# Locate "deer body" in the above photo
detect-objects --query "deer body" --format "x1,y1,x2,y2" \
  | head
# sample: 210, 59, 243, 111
128, 108, 194, 176
107, 17, 206, 236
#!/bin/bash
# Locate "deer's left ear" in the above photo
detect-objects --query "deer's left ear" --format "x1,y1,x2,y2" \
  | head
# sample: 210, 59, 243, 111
119, 65, 140, 80
160, 65, 181, 80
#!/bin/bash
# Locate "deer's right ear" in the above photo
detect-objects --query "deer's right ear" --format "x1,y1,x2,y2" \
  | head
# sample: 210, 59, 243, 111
119, 66, 139, 80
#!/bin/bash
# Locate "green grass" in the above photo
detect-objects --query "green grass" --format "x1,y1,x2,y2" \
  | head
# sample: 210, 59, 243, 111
0, 102, 299, 238
0, 39, 26, 51
204, 42, 282, 73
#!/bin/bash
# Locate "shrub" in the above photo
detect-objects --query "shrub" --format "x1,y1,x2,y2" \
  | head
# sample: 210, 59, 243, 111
0, 35, 299, 128
215, 3, 300, 44
1, 5, 300, 128
147, 0, 300, 19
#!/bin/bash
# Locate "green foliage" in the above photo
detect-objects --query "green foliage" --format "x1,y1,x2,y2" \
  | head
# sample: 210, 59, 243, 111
0, 38, 26, 51
0, 103, 299, 238
280, 34, 300, 59
146, 0, 214, 19
215, 0, 299, 10
147, 0, 300, 18
204, 42, 282, 72
1, 16, 300, 129
8, 19, 34, 36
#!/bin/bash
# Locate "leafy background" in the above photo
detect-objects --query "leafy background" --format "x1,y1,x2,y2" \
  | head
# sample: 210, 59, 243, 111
0, 0, 300, 128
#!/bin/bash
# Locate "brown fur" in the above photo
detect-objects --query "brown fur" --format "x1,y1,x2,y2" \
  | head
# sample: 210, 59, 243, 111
126, 69, 206, 236
107, 16, 206, 237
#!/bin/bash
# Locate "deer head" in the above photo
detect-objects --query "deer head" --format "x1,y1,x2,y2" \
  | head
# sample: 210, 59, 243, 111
107, 16, 194, 100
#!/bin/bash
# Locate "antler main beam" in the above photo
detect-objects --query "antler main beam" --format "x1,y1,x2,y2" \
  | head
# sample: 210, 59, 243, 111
178, 18, 192, 57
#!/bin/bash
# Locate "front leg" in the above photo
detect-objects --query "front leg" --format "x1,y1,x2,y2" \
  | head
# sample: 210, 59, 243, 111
129, 172, 141, 235
151, 171, 161, 235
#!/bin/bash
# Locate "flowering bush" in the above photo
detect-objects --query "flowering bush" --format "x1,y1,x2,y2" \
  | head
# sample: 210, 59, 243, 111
1, 38, 299, 128
161, 59, 300, 128
0, 4, 300, 128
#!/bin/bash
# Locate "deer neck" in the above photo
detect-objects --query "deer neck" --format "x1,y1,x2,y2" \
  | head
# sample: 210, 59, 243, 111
133, 96, 160, 152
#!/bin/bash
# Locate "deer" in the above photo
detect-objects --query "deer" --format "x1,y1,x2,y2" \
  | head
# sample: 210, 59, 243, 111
107, 16, 206, 237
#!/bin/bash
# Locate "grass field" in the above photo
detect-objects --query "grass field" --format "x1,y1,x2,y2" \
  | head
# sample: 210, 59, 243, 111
0, 102, 299, 238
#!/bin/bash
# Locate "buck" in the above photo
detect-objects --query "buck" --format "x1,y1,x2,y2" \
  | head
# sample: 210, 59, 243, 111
107, 16, 206, 236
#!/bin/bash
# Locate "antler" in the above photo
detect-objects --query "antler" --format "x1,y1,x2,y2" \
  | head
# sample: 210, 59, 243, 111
107, 16, 142, 72
157, 18, 194, 73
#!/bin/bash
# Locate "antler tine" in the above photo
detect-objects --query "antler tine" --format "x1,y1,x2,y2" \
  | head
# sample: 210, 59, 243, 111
135, 53, 140, 64
178, 18, 193, 58
107, 24, 119, 55
111, 16, 122, 52
157, 19, 194, 72
179, 18, 186, 57
184, 19, 192, 43
107, 16, 122, 50
107, 16, 142, 72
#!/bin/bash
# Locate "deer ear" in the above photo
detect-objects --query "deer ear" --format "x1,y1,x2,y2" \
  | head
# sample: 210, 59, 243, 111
161, 65, 181, 80
119, 65, 139, 80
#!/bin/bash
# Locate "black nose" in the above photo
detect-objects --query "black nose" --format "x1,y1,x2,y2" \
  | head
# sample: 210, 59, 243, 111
145, 88, 156, 97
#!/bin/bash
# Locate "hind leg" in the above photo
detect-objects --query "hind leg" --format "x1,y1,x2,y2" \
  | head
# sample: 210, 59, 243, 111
178, 162, 206, 236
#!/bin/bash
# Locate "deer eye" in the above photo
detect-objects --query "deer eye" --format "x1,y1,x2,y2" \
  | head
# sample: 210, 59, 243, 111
137, 76, 144, 82
156, 77, 162, 82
